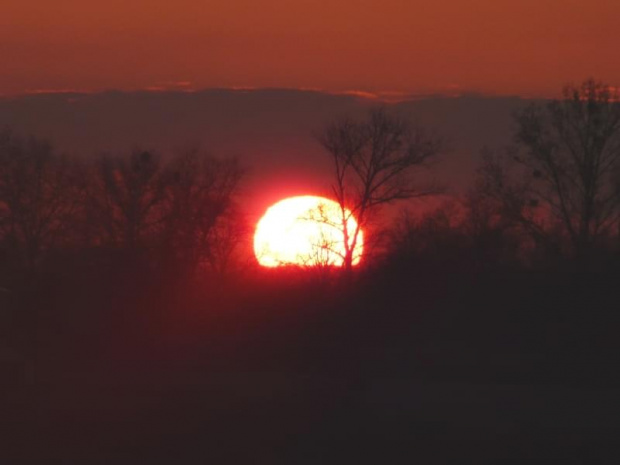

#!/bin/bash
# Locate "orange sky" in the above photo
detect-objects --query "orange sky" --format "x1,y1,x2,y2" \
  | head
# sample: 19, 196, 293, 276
2, 0, 619, 96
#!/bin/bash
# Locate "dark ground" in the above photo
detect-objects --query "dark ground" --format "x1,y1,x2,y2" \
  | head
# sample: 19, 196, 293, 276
2, 265, 620, 464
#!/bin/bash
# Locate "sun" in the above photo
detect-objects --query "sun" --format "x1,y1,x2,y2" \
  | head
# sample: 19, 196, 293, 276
254, 195, 363, 267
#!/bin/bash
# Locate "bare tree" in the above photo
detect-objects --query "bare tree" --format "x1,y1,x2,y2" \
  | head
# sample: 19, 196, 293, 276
318, 108, 442, 270
161, 149, 244, 276
0, 129, 83, 270
86, 147, 244, 276
478, 79, 620, 264
298, 200, 360, 269
202, 205, 249, 276
88, 150, 167, 252
476, 148, 561, 257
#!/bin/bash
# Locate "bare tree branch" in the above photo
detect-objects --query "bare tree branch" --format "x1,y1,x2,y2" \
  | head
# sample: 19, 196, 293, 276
318, 107, 443, 271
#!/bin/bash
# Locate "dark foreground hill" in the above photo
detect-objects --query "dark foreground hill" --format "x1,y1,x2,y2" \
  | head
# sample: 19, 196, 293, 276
2, 263, 619, 464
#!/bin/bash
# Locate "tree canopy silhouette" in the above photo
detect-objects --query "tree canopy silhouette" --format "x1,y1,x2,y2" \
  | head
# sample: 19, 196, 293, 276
318, 108, 442, 270
0, 129, 83, 271
477, 79, 620, 265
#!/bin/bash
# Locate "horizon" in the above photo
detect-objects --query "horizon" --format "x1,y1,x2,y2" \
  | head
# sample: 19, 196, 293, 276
0, 83, 585, 101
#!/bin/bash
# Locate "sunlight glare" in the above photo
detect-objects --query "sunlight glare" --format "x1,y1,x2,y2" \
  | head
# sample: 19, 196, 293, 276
254, 195, 363, 267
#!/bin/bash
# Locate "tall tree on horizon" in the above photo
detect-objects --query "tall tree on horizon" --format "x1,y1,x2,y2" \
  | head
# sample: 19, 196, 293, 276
478, 79, 620, 264
318, 108, 442, 271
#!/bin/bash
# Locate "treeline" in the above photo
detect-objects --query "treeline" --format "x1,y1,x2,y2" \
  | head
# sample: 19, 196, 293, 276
388, 79, 620, 273
1, 79, 620, 290
0, 132, 245, 286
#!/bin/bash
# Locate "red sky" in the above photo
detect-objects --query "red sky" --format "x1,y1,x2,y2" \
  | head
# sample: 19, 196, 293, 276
2, 0, 619, 97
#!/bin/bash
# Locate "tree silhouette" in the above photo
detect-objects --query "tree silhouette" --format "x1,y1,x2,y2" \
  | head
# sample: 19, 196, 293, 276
0, 129, 83, 271
161, 148, 244, 276
478, 79, 620, 264
86, 148, 244, 276
298, 200, 362, 269
202, 204, 249, 276
318, 108, 442, 270
88, 150, 167, 253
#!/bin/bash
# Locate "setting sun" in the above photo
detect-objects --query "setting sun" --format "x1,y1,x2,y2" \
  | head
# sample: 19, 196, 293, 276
254, 195, 363, 267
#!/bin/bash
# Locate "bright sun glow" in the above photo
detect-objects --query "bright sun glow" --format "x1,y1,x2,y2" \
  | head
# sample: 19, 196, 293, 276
254, 195, 363, 267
